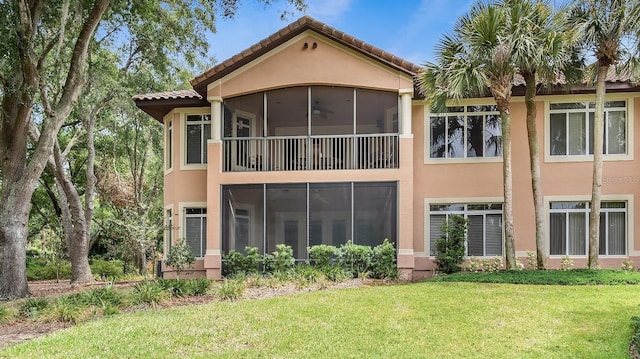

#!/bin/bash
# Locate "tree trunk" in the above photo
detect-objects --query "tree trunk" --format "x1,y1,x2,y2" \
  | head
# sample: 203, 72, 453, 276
588, 64, 608, 268
84, 113, 97, 255
523, 71, 546, 270
0, 195, 32, 300
492, 81, 516, 270
501, 109, 516, 269
51, 142, 93, 284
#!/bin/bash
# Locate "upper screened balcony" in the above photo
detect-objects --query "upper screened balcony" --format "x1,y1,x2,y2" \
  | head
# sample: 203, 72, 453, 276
222, 86, 400, 172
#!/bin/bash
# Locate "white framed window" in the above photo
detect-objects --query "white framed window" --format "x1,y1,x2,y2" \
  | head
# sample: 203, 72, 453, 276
164, 207, 173, 258
164, 119, 173, 170
549, 201, 627, 256
185, 114, 211, 165
549, 100, 627, 157
428, 203, 503, 257
428, 105, 502, 160
184, 208, 207, 258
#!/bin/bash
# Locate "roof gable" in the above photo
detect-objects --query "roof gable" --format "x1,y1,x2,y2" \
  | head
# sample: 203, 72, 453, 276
191, 15, 420, 95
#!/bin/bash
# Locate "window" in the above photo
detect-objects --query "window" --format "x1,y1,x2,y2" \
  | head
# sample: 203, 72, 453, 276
429, 105, 502, 159
429, 203, 503, 256
186, 114, 211, 164
166, 120, 173, 169
549, 201, 626, 256
184, 208, 206, 257
164, 208, 173, 256
549, 101, 626, 156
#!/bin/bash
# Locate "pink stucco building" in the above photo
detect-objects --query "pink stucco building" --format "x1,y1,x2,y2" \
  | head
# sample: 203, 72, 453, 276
134, 16, 640, 280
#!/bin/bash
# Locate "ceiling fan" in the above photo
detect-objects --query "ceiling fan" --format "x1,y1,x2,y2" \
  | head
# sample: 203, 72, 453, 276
309, 100, 334, 119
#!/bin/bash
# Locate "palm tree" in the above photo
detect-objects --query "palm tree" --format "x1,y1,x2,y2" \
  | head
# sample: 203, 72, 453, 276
571, 0, 640, 268
502, 0, 577, 269
420, 1, 519, 269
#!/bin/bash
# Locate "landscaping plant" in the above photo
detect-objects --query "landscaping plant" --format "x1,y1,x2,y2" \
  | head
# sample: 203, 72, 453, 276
434, 214, 469, 274
164, 238, 195, 280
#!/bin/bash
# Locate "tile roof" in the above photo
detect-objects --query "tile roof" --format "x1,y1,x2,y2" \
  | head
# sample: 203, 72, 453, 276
190, 15, 421, 94
132, 89, 202, 101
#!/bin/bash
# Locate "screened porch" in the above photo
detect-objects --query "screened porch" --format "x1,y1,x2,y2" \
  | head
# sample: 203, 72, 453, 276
222, 86, 400, 172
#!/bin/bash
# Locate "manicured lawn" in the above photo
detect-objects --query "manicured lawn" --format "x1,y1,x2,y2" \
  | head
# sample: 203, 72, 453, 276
1, 282, 639, 358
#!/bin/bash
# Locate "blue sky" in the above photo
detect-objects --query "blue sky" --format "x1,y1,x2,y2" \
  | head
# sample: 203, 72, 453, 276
206, 0, 474, 67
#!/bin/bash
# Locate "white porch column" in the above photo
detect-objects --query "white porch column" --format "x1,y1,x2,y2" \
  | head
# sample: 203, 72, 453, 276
208, 96, 222, 142
399, 89, 413, 137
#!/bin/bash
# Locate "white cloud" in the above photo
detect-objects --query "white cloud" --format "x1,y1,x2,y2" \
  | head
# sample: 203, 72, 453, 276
305, 0, 354, 22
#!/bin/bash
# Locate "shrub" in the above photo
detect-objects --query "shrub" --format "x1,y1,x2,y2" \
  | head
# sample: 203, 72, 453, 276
622, 259, 635, 271
74, 285, 123, 308
186, 277, 212, 296
131, 280, 168, 308
217, 279, 245, 301
271, 244, 296, 272
338, 241, 372, 277
0, 305, 15, 323
560, 255, 573, 271
482, 257, 503, 273
157, 278, 190, 297
515, 257, 524, 271
370, 239, 398, 279
158, 278, 211, 297
46, 297, 84, 324
26, 260, 72, 281
89, 259, 124, 279
308, 245, 338, 267
466, 256, 480, 272
434, 215, 469, 274
223, 247, 261, 277
291, 265, 327, 288
164, 238, 195, 280
526, 251, 537, 269
19, 298, 49, 318
321, 265, 351, 282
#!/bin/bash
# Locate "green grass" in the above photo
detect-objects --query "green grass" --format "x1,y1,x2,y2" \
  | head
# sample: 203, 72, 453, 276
2, 281, 639, 358
429, 269, 640, 285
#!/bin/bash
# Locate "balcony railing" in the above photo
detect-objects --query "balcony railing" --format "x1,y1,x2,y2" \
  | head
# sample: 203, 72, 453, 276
223, 134, 399, 172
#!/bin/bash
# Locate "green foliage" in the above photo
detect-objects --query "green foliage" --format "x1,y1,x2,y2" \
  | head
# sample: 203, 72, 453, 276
73, 285, 123, 308
482, 257, 503, 273
131, 281, 168, 308
526, 251, 537, 269
370, 239, 398, 279
320, 265, 352, 282
89, 259, 125, 279
264, 244, 296, 272
291, 265, 328, 288
338, 241, 372, 277
26, 259, 72, 281
428, 269, 640, 285
466, 256, 481, 272
434, 215, 469, 274
25, 258, 126, 281
217, 279, 246, 301
19, 298, 49, 318
164, 238, 195, 279
157, 278, 211, 297
0, 304, 15, 323
560, 255, 574, 271
223, 247, 261, 277
46, 297, 85, 324
630, 316, 640, 358
308, 245, 338, 267
186, 278, 212, 296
